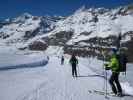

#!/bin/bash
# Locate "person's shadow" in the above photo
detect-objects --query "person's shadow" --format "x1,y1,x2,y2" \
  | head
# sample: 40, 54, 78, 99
77, 74, 105, 79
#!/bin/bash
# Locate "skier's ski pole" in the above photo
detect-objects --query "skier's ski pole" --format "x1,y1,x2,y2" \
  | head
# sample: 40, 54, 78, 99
105, 70, 108, 98
77, 64, 80, 76
102, 50, 106, 90
102, 50, 108, 98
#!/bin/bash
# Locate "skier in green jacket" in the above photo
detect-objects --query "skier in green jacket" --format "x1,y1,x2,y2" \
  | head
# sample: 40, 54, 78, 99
105, 48, 122, 96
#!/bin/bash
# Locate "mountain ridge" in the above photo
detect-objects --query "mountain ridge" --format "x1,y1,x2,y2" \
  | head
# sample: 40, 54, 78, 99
0, 5, 133, 61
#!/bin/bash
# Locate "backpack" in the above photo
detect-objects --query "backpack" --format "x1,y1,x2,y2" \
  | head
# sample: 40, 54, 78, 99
117, 53, 128, 72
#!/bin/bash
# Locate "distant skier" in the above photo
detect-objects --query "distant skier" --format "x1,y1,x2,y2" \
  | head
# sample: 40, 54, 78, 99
69, 54, 78, 77
61, 56, 64, 65
105, 48, 122, 96
47, 56, 49, 61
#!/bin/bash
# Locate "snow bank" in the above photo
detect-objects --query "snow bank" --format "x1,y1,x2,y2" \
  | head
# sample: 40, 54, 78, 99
0, 46, 48, 70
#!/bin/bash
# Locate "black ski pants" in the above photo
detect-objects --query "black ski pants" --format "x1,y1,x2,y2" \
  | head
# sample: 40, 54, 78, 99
109, 72, 122, 94
72, 64, 77, 77
61, 60, 64, 65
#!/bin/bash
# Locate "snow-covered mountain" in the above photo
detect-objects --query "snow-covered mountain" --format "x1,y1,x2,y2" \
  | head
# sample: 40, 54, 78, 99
0, 13, 64, 44
0, 5, 133, 61
48, 5, 133, 44
38, 5, 133, 61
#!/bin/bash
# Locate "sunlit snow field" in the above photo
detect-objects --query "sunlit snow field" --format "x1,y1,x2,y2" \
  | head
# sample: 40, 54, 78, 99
0, 46, 133, 100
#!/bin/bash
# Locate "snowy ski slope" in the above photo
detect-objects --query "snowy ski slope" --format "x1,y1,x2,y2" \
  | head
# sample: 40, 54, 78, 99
0, 53, 133, 100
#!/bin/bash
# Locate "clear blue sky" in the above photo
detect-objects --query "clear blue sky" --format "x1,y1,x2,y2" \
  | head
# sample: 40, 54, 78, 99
0, 0, 132, 20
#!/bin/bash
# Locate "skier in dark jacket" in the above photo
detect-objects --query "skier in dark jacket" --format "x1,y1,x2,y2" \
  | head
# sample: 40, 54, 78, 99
61, 56, 64, 65
69, 54, 78, 77
105, 48, 122, 96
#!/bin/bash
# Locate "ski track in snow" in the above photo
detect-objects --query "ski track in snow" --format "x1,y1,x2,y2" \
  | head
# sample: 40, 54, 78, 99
7, 56, 132, 100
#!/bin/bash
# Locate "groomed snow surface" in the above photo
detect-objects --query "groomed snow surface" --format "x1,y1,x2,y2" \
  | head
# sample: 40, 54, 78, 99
0, 47, 133, 100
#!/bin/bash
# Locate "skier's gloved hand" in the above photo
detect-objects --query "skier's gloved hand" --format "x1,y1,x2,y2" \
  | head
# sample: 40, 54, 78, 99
104, 63, 108, 67
105, 67, 110, 70
104, 63, 110, 70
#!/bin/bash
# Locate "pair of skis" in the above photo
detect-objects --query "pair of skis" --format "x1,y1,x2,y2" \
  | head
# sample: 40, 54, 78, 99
88, 89, 133, 99
88, 89, 117, 99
